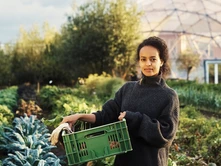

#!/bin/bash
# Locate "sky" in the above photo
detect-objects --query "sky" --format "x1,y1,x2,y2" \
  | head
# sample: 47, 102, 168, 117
0, 0, 150, 45
0, 0, 81, 44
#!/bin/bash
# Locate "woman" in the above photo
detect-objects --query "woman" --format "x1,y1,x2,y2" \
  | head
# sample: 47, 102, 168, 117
61, 36, 180, 166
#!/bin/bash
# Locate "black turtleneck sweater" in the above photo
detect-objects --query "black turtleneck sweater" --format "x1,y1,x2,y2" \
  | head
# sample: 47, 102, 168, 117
93, 74, 179, 166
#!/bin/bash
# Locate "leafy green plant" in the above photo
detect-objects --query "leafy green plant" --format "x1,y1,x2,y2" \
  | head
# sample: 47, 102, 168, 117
180, 105, 203, 119
202, 119, 221, 164
38, 85, 84, 112
79, 73, 124, 102
0, 115, 61, 165
167, 80, 221, 114
38, 85, 62, 110
0, 105, 14, 159
170, 106, 221, 165
0, 105, 14, 126
42, 94, 100, 128
0, 115, 51, 152
0, 86, 18, 111
2, 150, 60, 166
25, 80, 221, 165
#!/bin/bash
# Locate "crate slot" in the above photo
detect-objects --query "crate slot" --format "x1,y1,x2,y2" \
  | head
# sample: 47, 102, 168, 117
85, 130, 106, 138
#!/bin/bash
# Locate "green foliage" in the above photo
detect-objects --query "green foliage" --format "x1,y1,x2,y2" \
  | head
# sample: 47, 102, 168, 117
2, 79, 221, 165
167, 80, 221, 113
39, 85, 101, 127
59, 0, 142, 80
180, 105, 203, 119
10, 23, 60, 86
0, 86, 18, 110
170, 106, 221, 165
38, 85, 62, 110
79, 73, 125, 102
40, 75, 124, 127
0, 49, 14, 86
0, 115, 51, 152
105, 0, 143, 78
0, 115, 61, 165
39, 85, 91, 111
0, 105, 14, 126
3, 150, 60, 166
0, 0, 143, 86
0, 113, 12, 156
203, 121, 221, 163
54, 95, 93, 114
38, 85, 74, 127
176, 50, 200, 81
42, 94, 100, 128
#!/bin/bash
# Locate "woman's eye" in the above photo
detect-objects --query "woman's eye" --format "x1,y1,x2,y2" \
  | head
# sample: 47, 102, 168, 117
141, 59, 145, 61
150, 58, 156, 62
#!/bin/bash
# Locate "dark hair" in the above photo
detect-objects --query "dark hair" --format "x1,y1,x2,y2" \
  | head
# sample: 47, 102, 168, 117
136, 36, 171, 77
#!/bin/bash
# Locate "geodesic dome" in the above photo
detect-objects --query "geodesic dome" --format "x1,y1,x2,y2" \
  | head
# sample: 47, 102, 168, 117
138, 0, 221, 81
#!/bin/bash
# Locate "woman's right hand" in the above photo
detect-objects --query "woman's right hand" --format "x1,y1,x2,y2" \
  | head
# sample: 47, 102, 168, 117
60, 113, 96, 128
60, 114, 80, 128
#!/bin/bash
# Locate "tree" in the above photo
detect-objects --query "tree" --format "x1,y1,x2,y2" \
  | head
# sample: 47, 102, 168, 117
0, 49, 14, 86
176, 49, 201, 81
11, 23, 59, 93
107, 0, 142, 79
60, 0, 143, 80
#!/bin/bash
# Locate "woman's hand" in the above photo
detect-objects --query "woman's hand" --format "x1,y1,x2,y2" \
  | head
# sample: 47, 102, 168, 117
60, 114, 96, 128
60, 114, 80, 128
118, 111, 126, 121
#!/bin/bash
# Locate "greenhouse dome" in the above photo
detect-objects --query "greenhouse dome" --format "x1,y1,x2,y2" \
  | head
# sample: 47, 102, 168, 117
138, 0, 221, 83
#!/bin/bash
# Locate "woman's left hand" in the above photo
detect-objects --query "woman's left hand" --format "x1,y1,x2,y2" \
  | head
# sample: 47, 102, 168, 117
118, 111, 126, 121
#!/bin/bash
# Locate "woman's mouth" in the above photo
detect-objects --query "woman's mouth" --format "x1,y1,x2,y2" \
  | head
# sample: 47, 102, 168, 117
144, 68, 153, 72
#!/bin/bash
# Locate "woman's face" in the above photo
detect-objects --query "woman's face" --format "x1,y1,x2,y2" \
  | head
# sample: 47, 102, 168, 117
139, 46, 163, 77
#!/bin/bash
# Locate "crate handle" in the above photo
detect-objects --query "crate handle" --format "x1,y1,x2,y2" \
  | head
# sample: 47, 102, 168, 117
85, 130, 106, 139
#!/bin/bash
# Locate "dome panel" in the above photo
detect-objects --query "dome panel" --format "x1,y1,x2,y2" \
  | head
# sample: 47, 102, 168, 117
140, 0, 221, 48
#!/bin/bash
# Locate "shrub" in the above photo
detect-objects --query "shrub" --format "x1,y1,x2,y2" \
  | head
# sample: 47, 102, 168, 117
171, 106, 221, 165
0, 105, 14, 126
79, 73, 125, 102
0, 86, 18, 111
38, 85, 62, 110
42, 94, 100, 128
167, 80, 221, 113
180, 105, 203, 119
38, 85, 80, 111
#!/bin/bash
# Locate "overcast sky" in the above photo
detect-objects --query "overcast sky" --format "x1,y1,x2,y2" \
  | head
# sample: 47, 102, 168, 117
0, 0, 150, 45
0, 0, 80, 44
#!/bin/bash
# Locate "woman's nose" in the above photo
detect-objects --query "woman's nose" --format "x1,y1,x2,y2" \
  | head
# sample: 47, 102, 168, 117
146, 60, 151, 66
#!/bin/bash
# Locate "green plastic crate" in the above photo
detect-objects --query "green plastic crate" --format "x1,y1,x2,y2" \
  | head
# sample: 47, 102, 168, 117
62, 119, 132, 165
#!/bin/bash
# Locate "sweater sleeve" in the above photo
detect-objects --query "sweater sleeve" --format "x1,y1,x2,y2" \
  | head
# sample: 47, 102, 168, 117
92, 99, 121, 126
125, 92, 179, 148
92, 82, 129, 126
